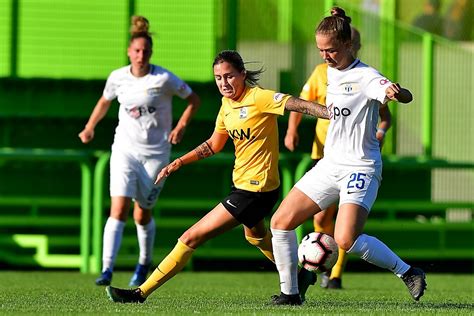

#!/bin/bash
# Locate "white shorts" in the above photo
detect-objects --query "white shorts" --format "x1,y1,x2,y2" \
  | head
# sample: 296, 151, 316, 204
109, 149, 170, 209
294, 158, 382, 212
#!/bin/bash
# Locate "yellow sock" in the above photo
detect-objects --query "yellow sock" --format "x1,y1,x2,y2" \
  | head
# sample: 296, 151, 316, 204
314, 217, 334, 234
245, 230, 274, 263
139, 239, 194, 297
330, 247, 348, 279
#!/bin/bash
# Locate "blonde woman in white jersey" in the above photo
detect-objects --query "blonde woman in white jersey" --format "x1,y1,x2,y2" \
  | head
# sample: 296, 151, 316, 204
270, 7, 426, 305
78, 16, 200, 287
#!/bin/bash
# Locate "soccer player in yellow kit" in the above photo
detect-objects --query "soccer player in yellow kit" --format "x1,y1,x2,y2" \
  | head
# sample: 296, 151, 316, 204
285, 27, 392, 290
105, 50, 330, 303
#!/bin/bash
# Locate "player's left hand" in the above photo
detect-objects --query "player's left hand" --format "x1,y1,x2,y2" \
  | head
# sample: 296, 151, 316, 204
168, 126, 186, 145
376, 130, 385, 149
155, 158, 183, 184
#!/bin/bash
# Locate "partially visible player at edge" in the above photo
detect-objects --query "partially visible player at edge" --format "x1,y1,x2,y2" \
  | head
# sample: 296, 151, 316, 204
78, 16, 201, 287
284, 26, 392, 291
105, 50, 330, 303
270, 7, 426, 305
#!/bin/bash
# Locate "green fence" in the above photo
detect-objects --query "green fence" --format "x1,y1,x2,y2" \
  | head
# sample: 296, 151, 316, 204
0, 1, 472, 271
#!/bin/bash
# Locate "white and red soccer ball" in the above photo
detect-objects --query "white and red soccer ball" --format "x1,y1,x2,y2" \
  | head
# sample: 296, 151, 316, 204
298, 232, 339, 272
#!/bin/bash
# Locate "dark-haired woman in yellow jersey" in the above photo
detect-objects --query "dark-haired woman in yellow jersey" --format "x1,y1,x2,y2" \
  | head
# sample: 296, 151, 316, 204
285, 27, 392, 290
105, 50, 330, 303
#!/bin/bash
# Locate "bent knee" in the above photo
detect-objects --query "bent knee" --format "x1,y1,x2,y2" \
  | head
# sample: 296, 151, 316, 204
179, 231, 201, 249
334, 235, 356, 252
270, 212, 291, 230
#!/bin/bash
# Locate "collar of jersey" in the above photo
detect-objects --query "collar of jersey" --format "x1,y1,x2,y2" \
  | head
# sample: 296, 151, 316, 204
339, 58, 361, 72
224, 86, 255, 108
128, 64, 154, 78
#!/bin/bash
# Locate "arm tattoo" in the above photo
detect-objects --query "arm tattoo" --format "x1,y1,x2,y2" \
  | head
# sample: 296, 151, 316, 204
194, 141, 215, 159
285, 96, 330, 119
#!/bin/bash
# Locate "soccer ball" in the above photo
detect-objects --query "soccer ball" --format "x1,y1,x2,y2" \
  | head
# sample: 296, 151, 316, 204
298, 232, 339, 273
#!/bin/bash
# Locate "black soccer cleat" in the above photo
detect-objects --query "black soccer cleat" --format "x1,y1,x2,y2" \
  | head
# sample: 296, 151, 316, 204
106, 286, 146, 303
401, 267, 427, 301
327, 277, 342, 289
271, 292, 302, 306
298, 267, 317, 302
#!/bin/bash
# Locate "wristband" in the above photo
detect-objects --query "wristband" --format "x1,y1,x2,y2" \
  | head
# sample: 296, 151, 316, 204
377, 128, 386, 135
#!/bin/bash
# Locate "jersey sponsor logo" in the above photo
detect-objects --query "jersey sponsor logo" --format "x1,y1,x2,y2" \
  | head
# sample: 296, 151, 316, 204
379, 78, 389, 85
227, 128, 256, 141
273, 92, 285, 102
239, 107, 248, 119
250, 180, 260, 185
328, 104, 351, 120
126, 105, 156, 118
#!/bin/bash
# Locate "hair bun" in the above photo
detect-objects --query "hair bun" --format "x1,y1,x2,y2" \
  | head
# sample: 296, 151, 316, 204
330, 7, 351, 24
130, 15, 150, 35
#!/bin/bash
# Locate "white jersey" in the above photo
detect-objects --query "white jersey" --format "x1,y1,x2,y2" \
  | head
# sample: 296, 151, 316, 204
324, 59, 391, 167
103, 64, 193, 155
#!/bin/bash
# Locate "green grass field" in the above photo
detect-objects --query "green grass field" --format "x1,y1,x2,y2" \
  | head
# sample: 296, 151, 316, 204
0, 271, 472, 315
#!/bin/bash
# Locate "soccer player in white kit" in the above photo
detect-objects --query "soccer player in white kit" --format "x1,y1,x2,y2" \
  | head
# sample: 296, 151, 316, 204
78, 16, 200, 287
270, 7, 426, 305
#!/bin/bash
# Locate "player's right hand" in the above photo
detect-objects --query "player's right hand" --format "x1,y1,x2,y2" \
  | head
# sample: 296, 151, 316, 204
78, 128, 94, 144
284, 131, 299, 152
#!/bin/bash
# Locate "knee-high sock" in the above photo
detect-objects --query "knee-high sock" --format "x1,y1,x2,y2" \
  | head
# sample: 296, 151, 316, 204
330, 248, 348, 279
136, 218, 156, 266
245, 230, 274, 263
347, 234, 410, 277
139, 239, 194, 297
271, 228, 299, 295
102, 217, 125, 272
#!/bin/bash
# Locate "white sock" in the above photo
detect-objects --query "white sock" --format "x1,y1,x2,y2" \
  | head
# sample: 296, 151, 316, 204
347, 234, 410, 277
271, 228, 299, 295
136, 217, 156, 266
102, 217, 125, 272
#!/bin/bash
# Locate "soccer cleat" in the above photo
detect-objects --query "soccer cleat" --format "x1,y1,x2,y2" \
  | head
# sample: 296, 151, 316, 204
327, 277, 342, 289
95, 269, 112, 286
271, 292, 302, 305
401, 267, 427, 301
298, 267, 317, 302
129, 263, 151, 287
320, 271, 330, 288
106, 286, 146, 303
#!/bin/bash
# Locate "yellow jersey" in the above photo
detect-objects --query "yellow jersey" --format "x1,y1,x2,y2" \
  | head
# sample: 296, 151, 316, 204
215, 86, 290, 192
300, 63, 330, 160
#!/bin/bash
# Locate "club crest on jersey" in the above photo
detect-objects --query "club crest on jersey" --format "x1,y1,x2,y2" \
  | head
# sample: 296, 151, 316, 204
339, 82, 360, 94
273, 92, 284, 102
147, 87, 161, 96
239, 107, 248, 119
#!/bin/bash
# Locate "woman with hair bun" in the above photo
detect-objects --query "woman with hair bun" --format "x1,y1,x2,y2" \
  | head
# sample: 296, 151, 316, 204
79, 15, 201, 287
271, 7, 426, 305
